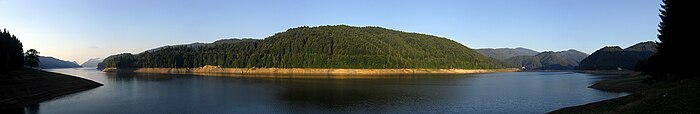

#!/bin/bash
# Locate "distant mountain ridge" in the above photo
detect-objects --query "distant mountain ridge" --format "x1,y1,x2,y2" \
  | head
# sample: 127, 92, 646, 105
557, 49, 589, 64
476, 47, 588, 70
39, 56, 81, 69
577, 41, 657, 70
81, 58, 103, 67
475, 48, 539, 60
505, 50, 588, 70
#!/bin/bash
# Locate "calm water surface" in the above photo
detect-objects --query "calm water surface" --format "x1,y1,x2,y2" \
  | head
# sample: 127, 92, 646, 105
25, 68, 627, 114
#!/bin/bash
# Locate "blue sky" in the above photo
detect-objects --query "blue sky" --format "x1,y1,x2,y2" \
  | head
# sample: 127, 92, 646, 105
1, 0, 661, 63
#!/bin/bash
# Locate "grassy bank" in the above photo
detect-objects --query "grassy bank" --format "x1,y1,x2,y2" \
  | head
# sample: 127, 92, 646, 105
549, 77, 700, 113
0, 69, 103, 111
102, 66, 519, 76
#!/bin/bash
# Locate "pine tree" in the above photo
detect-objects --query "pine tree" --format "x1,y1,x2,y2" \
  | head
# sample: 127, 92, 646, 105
645, 0, 695, 82
1, 28, 24, 72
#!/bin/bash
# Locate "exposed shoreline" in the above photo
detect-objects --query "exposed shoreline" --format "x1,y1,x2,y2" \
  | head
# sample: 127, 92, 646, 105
571, 70, 649, 92
0, 69, 103, 111
587, 72, 650, 92
573, 70, 636, 75
549, 77, 700, 114
101, 66, 520, 76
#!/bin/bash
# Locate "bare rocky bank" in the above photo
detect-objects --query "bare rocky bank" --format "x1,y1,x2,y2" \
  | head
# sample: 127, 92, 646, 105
102, 66, 520, 76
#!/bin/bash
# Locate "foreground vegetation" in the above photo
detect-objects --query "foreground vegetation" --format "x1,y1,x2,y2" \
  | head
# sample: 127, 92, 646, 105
100, 25, 508, 69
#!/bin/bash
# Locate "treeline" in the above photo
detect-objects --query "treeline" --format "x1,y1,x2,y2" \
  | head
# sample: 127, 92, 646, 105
100, 25, 508, 69
1, 29, 24, 72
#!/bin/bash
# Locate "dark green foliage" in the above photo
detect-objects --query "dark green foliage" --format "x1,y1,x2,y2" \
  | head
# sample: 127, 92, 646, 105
24, 49, 40, 68
100, 25, 508, 69
1, 28, 24, 72
577, 42, 657, 70
98, 53, 138, 69
644, 0, 695, 81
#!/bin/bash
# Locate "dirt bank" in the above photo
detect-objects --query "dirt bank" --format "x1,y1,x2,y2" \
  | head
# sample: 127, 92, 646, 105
1, 69, 103, 111
102, 66, 519, 76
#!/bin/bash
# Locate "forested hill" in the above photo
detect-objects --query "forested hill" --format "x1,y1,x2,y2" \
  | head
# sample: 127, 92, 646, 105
576, 41, 657, 70
99, 25, 508, 69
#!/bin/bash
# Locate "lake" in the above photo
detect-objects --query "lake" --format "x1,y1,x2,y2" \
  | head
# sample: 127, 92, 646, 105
24, 68, 627, 114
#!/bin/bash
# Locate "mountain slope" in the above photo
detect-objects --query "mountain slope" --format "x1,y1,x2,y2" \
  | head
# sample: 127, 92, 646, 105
38, 56, 81, 69
557, 49, 589, 63
505, 51, 583, 70
501, 49, 588, 70
80, 58, 103, 67
577, 41, 657, 70
100, 25, 508, 69
624, 41, 658, 52
475, 48, 539, 60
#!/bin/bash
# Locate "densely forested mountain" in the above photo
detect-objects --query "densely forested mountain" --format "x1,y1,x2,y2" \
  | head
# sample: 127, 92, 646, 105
39, 56, 81, 69
81, 58, 103, 67
1, 29, 24, 72
99, 25, 508, 69
577, 41, 657, 70
505, 50, 587, 70
475, 47, 539, 60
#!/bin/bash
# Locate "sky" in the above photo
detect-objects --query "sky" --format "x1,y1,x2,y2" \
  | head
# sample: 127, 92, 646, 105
1, 0, 661, 63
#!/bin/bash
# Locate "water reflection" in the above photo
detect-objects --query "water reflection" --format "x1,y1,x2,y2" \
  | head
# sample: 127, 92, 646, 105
104, 72, 184, 82
29, 69, 627, 113
271, 78, 432, 112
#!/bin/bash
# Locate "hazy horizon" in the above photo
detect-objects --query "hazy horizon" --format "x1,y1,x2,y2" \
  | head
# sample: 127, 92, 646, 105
1, 0, 660, 64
